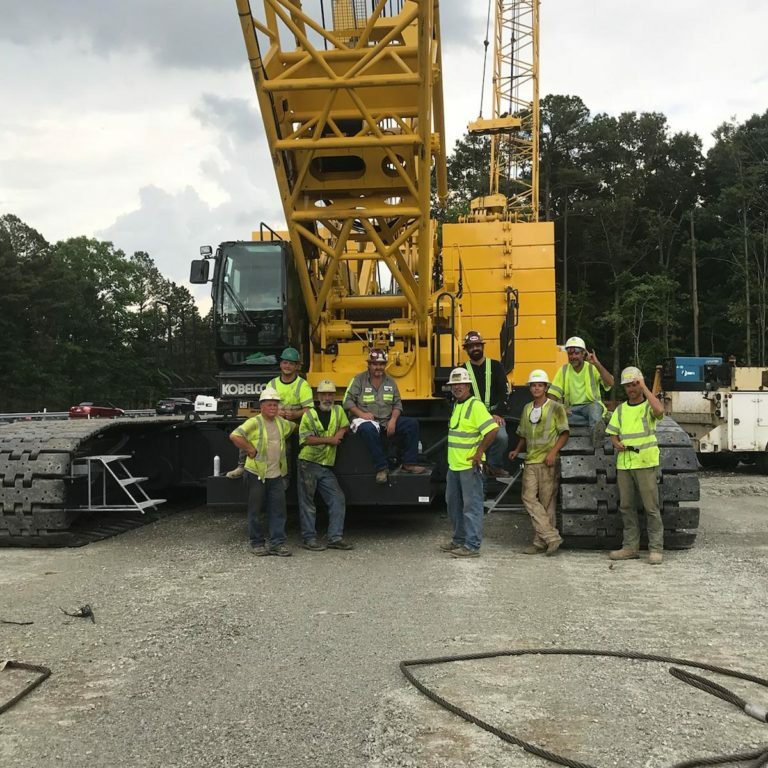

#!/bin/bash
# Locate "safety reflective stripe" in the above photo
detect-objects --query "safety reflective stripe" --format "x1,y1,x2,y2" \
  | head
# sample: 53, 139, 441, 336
611, 403, 658, 446
465, 359, 491, 407
302, 406, 340, 438
586, 364, 600, 402
343, 377, 355, 404
547, 364, 568, 399
447, 398, 484, 450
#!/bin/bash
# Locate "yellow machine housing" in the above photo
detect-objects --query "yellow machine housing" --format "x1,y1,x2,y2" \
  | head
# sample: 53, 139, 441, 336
235, 0, 561, 400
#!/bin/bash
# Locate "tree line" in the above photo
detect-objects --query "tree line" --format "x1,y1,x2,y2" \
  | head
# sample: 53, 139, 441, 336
443, 95, 768, 380
3, 95, 766, 411
0, 215, 215, 412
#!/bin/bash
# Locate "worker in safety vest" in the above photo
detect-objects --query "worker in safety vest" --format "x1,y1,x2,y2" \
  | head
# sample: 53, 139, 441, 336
229, 387, 296, 557
267, 347, 314, 421
440, 367, 499, 558
461, 330, 510, 477
343, 348, 427, 485
297, 379, 353, 551
605, 366, 665, 565
547, 336, 613, 430
226, 346, 312, 479
508, 369, 570, 556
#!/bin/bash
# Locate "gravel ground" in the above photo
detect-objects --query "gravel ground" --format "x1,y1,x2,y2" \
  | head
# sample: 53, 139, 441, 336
1, 473, 767, 767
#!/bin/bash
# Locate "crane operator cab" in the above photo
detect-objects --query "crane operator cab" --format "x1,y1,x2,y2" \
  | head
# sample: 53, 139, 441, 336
191, 240, 308, 412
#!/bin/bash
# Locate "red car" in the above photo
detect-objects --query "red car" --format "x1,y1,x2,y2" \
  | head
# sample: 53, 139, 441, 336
68, 402, 125, 419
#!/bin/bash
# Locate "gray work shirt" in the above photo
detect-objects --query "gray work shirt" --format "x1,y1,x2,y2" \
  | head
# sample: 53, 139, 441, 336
343, 371, 403, 422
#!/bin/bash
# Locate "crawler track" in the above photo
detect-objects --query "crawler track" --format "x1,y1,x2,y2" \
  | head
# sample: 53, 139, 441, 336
0, 417, 195, 547
558, 418, 700, 549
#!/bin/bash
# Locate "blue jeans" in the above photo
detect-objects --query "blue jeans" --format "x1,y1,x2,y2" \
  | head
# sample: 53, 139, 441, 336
446, 467, 485, 551
485, 422, 508, 469
246, 472, 287, 548
356, 416, 420, 471
297, 460, 346, 542
568, 402, 603, 428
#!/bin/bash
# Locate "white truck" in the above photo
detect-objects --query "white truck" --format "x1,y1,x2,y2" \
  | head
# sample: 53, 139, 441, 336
658, 358, 768, 472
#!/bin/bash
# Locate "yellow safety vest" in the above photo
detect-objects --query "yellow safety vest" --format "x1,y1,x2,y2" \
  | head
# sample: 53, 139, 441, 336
464, 359, 492, 408
234, 415, 294, 481
299, 405, 348, 467
516, 400, 569, 464
447, 396, 496, 472
548, 362, 607, 414
606, 400, 661, 470
267, 376, 314, 410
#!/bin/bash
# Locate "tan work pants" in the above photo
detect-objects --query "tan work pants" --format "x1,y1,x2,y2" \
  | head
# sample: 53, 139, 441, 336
521, 462, 562, 547
616, 467, 664, 552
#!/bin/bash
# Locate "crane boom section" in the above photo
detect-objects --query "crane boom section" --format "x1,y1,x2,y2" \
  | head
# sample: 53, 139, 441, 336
236, 0, 447, 354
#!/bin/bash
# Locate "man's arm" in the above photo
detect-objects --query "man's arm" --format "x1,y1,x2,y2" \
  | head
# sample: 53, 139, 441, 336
639, 378, 664, 418
508, 436, 527, 460
386, 407, 402, 437
471, 426, 499, 469
344, 376, 375, 420
545, 430, 570, 467
587, 350, 614, 389
230, 432, 256, 459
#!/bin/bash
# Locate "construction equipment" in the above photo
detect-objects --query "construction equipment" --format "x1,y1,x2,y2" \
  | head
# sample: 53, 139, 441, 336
656, 357, 768, 472
0, 0, 700, 547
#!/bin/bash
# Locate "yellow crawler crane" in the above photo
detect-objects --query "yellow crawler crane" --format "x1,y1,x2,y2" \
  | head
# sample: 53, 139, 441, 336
234, 0, 561, 395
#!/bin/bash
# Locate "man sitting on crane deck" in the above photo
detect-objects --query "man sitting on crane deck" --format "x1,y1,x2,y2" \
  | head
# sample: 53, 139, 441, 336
461, 330, 510, 478
547, 336, 614, 431
343, 348, 427, 485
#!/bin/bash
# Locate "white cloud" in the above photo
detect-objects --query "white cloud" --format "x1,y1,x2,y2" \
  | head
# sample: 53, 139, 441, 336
2, 0, 767, 311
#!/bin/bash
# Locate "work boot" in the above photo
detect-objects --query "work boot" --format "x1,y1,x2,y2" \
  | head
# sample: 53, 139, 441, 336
439, 541, 462, 552
648, 551, 663, 565
250, 544, 268, 556
450, 547, 480, 559
375, 469, 389, 484
327, 539, 354, 550
485, 466, 510, 478
301, 539, 326, 551
545, 539, 563, 557
226, 466, 245, 479
609, 548, 639, 561
402, 464, 427, 474
266, 544, 292, 557
522, 545, 546, 555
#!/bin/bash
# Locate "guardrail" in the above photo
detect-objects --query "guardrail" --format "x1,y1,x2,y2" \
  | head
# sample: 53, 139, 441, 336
0, 410, 157, 423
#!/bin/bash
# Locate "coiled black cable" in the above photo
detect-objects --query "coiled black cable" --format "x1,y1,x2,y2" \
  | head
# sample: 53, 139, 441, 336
400, 648, 768, 768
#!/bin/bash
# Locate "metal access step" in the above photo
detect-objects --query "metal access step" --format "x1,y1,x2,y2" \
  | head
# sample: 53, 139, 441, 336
70, 455, 165, 514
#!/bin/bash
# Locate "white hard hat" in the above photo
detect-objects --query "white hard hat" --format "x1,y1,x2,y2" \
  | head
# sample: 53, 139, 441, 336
316, 379, 336, 393
259, 386, 281, 402
447, 367, 472, 385
620, 366, 643, 385
564, 336, 586, 350
527, 369, 550, 385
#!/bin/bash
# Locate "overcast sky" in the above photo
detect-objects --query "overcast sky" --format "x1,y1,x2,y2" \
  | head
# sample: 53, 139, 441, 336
2, 1, 767, 305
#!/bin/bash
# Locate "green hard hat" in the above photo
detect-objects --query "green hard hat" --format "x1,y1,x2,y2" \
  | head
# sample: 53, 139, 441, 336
280, 347, 300, 362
